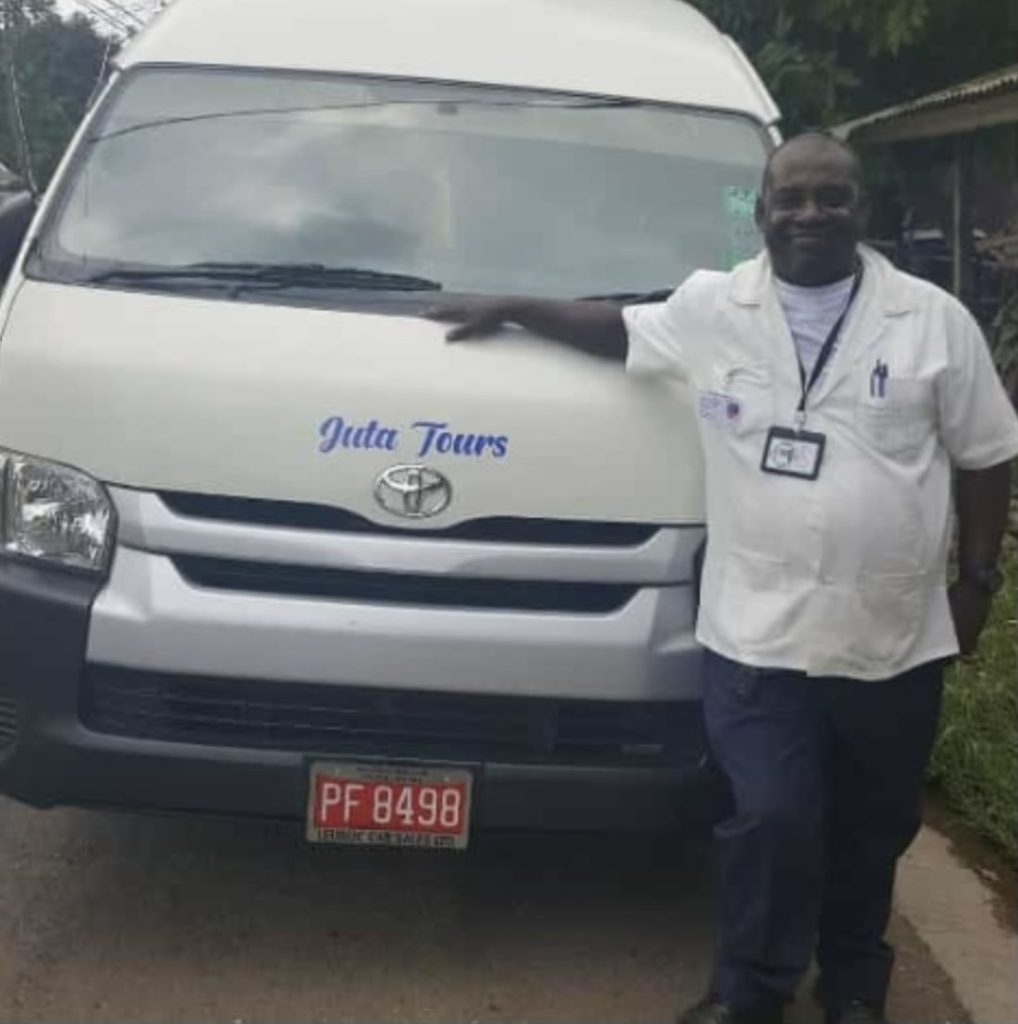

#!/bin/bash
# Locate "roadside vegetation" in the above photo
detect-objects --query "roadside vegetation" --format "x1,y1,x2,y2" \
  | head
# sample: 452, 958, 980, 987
929, 535, 1018, 863
0, 0, 110, 190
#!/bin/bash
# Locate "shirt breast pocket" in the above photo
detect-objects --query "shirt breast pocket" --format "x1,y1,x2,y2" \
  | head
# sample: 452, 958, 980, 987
856, 377, 935, 459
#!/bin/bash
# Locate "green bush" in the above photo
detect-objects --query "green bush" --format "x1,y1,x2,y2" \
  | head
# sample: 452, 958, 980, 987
929, 538, 1017, 862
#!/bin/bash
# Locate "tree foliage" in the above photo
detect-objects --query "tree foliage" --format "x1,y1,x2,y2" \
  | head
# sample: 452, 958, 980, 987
0, 0, 111, 188
691, 0, 1018, 130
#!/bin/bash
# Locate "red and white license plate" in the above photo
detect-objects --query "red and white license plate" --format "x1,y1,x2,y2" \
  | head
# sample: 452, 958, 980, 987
306, 761, 473, 850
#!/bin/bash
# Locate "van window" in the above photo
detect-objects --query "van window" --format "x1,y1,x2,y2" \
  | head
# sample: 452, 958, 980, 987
33, 67, 768, 302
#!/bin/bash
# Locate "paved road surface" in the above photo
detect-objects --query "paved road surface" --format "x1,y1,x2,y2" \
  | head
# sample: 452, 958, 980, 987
0, 798, 968, 1023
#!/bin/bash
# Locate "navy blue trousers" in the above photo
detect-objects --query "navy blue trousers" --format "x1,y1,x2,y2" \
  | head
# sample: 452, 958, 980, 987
702, 650, 944, 1015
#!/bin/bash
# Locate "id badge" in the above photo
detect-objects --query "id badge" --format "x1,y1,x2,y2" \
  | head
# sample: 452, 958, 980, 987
761, 426, 826, 480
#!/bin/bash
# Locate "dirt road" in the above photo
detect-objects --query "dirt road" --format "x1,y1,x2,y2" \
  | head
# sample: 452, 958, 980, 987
0, 798, 968, 1023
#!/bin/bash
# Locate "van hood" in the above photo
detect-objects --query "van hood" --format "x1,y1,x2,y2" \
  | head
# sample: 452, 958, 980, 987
0, 282, 704, 527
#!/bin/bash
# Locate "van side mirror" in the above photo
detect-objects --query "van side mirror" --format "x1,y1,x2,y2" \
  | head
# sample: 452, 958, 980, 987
0, 190, 37, 286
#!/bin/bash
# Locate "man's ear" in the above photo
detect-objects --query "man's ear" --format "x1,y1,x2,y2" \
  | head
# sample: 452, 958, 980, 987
754, 193, 766, 232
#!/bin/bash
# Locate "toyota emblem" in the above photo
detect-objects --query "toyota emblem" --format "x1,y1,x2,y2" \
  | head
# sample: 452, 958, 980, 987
374, 465, 452, 519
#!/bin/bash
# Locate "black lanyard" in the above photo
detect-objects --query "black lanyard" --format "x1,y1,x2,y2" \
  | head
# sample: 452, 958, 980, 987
794, 268, 863, 428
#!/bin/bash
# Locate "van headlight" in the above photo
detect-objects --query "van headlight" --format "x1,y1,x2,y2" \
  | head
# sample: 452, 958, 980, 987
0, 450, 115, 574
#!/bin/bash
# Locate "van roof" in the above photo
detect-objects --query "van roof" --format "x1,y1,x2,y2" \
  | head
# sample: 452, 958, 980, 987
118, 0, 779, 123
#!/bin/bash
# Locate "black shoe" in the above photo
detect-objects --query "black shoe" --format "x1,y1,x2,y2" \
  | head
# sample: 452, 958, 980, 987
828, 999, 888, 1024
675, 995, 784, 1024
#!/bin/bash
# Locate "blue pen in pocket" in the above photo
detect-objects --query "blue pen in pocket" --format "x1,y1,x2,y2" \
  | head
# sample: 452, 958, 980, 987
869, 359, 888, 398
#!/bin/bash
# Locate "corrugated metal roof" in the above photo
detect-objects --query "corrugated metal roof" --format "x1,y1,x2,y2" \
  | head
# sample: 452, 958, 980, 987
835, 65, 1018, 140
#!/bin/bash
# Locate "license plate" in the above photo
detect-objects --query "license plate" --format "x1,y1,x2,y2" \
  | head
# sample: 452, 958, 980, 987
306, 761, 473, 850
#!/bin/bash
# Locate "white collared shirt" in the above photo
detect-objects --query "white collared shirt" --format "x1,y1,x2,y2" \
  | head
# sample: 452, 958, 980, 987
623, 246, 1018, 680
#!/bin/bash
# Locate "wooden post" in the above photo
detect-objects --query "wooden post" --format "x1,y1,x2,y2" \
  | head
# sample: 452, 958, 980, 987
951, 135, 973, 301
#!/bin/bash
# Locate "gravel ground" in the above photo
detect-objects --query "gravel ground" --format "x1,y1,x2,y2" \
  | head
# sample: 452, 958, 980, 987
0, 798, 969, 1023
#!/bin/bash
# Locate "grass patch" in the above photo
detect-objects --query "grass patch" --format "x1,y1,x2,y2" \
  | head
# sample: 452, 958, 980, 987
928, 536, 1017, 862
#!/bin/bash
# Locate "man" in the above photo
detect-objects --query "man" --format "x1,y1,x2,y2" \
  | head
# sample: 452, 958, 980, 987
432, 132, 1018, 1024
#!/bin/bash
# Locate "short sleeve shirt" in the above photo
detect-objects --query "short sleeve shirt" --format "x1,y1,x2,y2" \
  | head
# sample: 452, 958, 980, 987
622, 246, 1018, 680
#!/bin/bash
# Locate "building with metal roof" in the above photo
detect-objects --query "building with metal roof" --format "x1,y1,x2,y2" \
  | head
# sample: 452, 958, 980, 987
834, 66, 1018, 300
835, 65, 1018, 146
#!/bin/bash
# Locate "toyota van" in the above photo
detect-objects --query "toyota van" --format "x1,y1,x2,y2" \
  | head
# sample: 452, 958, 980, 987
0, 0, 779, 846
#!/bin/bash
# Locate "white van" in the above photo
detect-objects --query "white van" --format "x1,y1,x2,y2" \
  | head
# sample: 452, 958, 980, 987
0, 0, 778, 846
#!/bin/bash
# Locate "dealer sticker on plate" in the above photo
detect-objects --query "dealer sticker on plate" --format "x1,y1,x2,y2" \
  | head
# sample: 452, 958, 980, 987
306, 761, 473, 850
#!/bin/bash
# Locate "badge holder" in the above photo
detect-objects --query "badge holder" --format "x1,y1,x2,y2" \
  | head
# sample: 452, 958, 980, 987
761, 426, 826, 480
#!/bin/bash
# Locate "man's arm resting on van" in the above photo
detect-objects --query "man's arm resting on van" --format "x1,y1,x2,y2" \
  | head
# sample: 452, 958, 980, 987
429, 298, 627, 362
950, 458, 1012, 656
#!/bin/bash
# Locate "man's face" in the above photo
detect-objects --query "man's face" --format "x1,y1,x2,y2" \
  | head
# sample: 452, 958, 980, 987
755, 139, 864, 286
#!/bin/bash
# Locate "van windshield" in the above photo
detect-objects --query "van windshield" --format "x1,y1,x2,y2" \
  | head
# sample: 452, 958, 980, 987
34, 68, 769, 302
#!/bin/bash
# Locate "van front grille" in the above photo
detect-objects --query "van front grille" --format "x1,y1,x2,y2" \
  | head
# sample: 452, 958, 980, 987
171, 555, 637, 613
81, 666, 706, 769
159, 491, 659, 547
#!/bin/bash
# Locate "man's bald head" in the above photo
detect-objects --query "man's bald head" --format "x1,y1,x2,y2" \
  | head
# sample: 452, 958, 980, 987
761, 132, 862, 199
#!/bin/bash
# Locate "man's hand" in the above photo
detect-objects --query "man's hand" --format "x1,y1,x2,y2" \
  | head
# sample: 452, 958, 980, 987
427, 296, 628, 362
948, 579, 993, 657
951, 461, 1011, 657
427, 300, 516, 342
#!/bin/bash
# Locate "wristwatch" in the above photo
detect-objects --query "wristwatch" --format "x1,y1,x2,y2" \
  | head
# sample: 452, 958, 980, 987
959, 565, 1005, 596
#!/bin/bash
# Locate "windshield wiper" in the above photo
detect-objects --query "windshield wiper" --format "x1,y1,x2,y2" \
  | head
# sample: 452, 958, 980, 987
85, 262, 443, 293
578, 288, 673, 304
